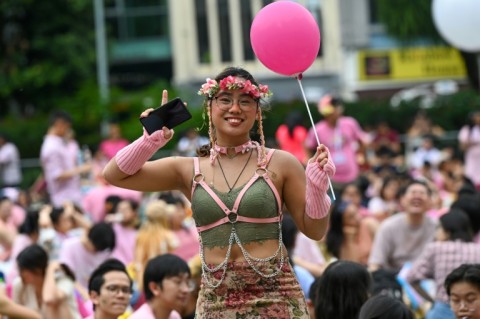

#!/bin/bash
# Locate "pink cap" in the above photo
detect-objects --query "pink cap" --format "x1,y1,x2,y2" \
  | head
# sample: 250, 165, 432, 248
317, 95, 335, 116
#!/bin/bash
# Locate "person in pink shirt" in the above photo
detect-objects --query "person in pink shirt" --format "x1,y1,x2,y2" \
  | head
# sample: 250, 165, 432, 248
82, 182, 142, 223
0, 196, 22, 261
158, 192, 199, 262
7, 209, 40, 284
85, 258, 132, 319
459, 110, 480, 190
130, 254, 193, 319
305, 95, 369, 193
40, 111, 91, 208
275, 111, 309, 165
108, 199, 139, 266
99, 122, 129, 160
59, 222, 116, 289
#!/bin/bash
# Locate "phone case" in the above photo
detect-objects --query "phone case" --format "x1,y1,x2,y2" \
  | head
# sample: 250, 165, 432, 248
140, 97, 192, 134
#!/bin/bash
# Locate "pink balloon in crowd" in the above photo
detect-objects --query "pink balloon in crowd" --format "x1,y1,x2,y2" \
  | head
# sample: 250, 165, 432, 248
250, 0, 321, 77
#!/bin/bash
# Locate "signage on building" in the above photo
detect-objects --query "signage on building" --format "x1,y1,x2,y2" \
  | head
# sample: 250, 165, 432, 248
358, 46, 466, 81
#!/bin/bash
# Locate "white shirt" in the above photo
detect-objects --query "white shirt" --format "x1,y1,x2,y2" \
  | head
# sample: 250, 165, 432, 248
0, 142, 22, 186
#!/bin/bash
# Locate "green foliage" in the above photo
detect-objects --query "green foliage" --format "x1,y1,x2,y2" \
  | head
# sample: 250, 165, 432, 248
0, 0, 96, 115
375, 0, 442, 43
343, 90, 480, 133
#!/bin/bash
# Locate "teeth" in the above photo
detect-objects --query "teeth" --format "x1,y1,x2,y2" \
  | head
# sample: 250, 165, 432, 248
227, 118, 242, 123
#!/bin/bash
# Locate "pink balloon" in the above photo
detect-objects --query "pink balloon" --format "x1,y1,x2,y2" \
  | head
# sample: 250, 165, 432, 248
250, 1, 321, 77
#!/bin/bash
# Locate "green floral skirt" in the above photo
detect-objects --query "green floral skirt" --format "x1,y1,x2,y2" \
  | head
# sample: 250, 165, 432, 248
195, 258, 309, 319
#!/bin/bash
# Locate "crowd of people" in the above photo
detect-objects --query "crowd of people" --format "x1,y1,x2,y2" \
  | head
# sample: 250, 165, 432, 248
0, 66, 479, 319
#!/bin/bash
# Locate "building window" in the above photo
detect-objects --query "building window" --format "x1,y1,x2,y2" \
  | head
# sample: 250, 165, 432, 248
262, 0, 273, 7
105, 0, 168, 40
369, 0, 379, 24
195, 0, 210, 63
241, 0, 254, 61
307, 0, 323, 57
218, 0, 232, 62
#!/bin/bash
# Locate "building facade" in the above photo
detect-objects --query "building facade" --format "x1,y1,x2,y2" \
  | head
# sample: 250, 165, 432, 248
104, 0, 466, 104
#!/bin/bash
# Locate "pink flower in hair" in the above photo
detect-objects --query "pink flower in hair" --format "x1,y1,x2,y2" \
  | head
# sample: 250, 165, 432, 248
197, 78, 219, 98
198, 76, 272, 99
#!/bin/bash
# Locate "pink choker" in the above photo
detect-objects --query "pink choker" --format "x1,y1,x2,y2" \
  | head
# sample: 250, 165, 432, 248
210, 140, 254, 164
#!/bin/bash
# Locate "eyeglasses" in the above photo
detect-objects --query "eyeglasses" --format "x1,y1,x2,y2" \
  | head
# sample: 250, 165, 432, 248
213, 95, 258, 111
164, 277, 196, 292
450, 297, 480, 309
104, 285, 132, 295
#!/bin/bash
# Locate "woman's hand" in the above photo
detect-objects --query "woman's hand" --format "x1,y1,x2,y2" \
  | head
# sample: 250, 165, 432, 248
140, 89, 174, 139
308, 144, 334, 175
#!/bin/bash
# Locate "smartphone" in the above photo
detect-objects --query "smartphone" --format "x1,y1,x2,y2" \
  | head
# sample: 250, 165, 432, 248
140, 97, 192, 134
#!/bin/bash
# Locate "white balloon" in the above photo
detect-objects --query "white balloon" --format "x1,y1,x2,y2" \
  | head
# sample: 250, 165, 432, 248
432, 0, 480, 52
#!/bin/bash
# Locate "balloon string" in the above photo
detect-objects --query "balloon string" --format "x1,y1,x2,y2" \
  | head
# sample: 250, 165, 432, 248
296, 76, 336, 201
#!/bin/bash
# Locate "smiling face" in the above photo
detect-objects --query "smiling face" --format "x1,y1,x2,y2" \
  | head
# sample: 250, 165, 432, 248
209, 88, 259, 144
400, 182, 432, 215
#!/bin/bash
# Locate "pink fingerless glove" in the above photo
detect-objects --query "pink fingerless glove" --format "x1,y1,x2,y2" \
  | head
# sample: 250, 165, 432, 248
115, 129, 173, 175
305, 153, 336, 219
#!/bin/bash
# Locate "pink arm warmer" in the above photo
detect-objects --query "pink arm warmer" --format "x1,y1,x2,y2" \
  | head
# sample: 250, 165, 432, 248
115, 129, 172, 175
305, 153, 336, 219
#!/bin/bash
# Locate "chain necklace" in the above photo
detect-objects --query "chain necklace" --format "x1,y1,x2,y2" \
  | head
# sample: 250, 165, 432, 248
216, 150, 253, 192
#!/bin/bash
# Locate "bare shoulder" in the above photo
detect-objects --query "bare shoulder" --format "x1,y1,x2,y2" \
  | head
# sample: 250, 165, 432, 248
269, 149, 302, 165
268, 149, 305, 176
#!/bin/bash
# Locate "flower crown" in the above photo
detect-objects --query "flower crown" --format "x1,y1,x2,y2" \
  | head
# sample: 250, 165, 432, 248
198, 75, 272, 99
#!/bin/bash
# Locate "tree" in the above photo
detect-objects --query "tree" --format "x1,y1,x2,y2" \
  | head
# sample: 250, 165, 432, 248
0, 0, 97, 117
374, 0, 479, 90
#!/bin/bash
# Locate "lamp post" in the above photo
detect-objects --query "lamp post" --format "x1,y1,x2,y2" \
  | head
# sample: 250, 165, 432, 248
94, 0, 109, 102
93, 0, 109, 134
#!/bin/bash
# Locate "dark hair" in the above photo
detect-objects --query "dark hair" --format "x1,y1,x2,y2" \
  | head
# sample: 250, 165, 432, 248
457, 178, 477, 196
158, 191, 185, 208
197, 66, 260, 157
105, 195, 122, 215
371, 269, 403, 301
325, 201, 349, 259
329, 96, 343, 107
467, 110, 480, 128
451, 194, 480, 233
121, 199, 139, 212
309, 275, 321, 302
281, 213, 298, 252
88, 222, 116, 252
439, 209, 473, 242
18, 209, 39, 236
49, 207, 65, 226
445, 263, 480, 296
48, 110, 72, 126
379, 176, 399, 201
285, 111, 304, 137
88, 258, 132, 310
213, 67, 259, 93
314, 260, 371, 319
358, 294, 414, 319
398, 179, 432, 197
143, 254, 191, 301
16, 244, 48, 273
